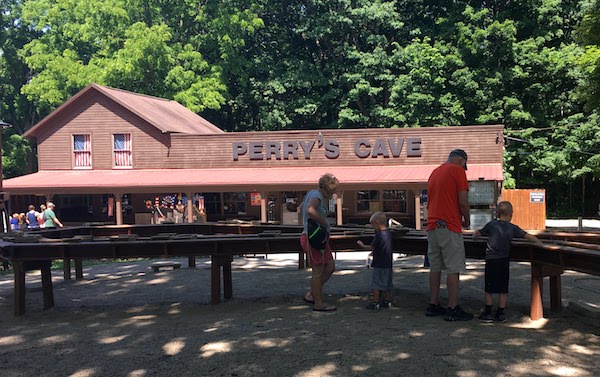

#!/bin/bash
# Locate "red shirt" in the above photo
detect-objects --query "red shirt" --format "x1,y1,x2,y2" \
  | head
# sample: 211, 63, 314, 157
426, 162, 469, 233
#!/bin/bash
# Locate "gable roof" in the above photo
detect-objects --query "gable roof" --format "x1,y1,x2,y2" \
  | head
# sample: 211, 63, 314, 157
24, 83, 224, 138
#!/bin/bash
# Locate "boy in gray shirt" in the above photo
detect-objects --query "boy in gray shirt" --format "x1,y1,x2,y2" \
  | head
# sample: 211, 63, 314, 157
474, 201, 541, 322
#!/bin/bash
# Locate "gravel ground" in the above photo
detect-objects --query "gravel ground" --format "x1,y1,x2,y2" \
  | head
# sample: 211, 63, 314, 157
0, 253, 598, 377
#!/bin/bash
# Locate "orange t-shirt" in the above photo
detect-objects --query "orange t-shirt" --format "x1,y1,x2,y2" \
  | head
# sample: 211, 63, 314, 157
426, 162, 469, 233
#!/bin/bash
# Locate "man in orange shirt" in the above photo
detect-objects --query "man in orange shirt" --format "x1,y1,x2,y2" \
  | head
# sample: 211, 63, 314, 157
425, 149, 473, 321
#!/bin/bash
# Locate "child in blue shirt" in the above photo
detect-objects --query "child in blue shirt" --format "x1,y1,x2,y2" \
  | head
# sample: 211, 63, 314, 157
358, 212, 394, 309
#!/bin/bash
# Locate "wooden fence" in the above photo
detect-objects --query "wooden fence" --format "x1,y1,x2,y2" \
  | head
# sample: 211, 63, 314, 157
501, 189, 546, 231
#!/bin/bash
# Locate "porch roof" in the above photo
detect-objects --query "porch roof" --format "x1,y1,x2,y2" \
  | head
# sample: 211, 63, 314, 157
2, 164, 503, 195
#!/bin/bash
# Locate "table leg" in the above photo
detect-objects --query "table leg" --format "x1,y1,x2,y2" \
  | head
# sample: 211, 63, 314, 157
549, 274, 562, 312
188, 256, 196, 268
41, 261, 55, 310
211, 255, 221, 305
530, 263, 544, 320
223, 257, 232, 299
75, 259, 83, 280
13, 261, 25, 316
63, 258, 71, 280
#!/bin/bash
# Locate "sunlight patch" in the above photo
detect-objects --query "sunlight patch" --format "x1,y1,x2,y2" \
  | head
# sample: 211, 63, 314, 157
547, 366, 586, 376
163, 338, 186, 355
146, 277, 170, 284
40, 335, 73, 345
457, 371, 478, 377
502, 338, 529, 346
254, 338, 291, 348
336, 270, 357, 275
509, 317, 548, 329
352, 365, 369, 372
98, 335, 128, 344
295, 363, 336, 377
200, 341, 232, 357
68, 368, 96, 377
395, 352, 411, 360
0, 335, 25, 346
127, 370, 147, 377
568, 344, 595, 355
409, 331, 424, 337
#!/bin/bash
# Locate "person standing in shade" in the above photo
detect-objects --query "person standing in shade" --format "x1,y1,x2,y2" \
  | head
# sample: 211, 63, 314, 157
474, 201, 542, 322
425, 149, 473, 321
44, 202, 64, 229
301, 173, 339, 312
26, 205, 40, 229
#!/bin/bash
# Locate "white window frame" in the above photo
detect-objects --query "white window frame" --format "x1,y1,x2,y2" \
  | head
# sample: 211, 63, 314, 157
112, 133, 133, 169
72, 134, 92, 169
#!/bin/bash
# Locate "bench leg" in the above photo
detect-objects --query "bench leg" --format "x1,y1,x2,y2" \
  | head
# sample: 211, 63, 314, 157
14, 261, 25, 316
63, 258, 71, 280
75, 259, 83, 280
530, 264, 544, 321
211, 256, 221, 305
41, 261, 55, 310
223, 258, 233, 300
549, 274, 562, 312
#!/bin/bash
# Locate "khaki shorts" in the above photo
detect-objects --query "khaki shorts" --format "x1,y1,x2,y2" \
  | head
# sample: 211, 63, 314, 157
427, 228, 466, 273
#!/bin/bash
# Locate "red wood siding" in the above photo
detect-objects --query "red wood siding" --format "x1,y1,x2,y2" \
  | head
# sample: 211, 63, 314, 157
166, 125, 503, 169
36, 91, 169, 171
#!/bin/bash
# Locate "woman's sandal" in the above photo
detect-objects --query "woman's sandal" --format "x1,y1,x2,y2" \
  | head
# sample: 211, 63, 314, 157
313, 305, 337, 312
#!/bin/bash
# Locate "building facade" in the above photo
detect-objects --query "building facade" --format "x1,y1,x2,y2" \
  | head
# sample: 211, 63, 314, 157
4, 84, 505, 228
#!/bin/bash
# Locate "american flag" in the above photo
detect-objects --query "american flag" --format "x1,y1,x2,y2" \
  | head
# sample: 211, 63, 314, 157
114, 133, 132, 167
73, 134, 91, 167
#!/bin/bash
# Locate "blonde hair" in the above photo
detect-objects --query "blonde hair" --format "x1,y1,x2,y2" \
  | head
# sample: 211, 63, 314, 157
318, 173, 339, 196
369, 211, 387, 226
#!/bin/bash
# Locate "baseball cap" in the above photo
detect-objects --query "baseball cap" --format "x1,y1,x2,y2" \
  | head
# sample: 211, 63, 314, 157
449, 149, 468, 170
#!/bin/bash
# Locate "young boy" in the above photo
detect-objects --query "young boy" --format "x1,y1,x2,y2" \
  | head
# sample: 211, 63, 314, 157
474, 201, 542, 322
357, 212, 394, 309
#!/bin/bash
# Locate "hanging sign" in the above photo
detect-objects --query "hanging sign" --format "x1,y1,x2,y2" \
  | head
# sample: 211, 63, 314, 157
251, 192, 262, 206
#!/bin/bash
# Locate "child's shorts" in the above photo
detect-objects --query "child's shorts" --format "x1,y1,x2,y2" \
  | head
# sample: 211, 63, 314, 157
371, 267, 393, 291
484, 258, 510, 293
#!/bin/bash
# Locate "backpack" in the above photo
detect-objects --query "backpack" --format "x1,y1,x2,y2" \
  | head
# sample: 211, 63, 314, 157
307, 218, 328, 250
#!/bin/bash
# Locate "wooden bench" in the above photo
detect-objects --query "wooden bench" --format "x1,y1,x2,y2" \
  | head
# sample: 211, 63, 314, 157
151, 261, 181, 272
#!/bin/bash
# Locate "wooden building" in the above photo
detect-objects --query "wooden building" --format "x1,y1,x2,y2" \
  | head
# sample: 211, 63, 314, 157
4, 84, 505, 227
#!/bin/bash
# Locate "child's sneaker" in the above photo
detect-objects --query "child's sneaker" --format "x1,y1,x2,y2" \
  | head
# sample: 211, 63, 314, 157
444, 306, 474, 321
477, 312, 494, 323
365, 301, 381, 310
425, 303, 446, 317
381, 300, 394, 308
495, 312, 507, 323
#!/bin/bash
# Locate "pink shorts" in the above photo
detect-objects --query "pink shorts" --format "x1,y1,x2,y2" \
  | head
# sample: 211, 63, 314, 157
300, 233, 334, 265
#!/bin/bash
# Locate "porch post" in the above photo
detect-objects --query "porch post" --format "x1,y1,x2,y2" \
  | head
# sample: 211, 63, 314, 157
114, 193, 123, 225
415, 196, 421, 230
336, 193, 343, 226
187, 192, 194, 223
260, 192, 267, 223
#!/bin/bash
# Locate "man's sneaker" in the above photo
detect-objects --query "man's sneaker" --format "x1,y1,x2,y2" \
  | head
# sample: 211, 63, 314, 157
425, 303, 446, 316
477, 312, 494, 323
495, 312, 507, 323
444, 306, 474, 321
381, 300, 394, 308
366, 302, 381, 310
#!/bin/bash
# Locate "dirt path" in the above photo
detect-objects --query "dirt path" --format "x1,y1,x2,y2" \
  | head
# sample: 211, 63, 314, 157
0, 254, 598, 377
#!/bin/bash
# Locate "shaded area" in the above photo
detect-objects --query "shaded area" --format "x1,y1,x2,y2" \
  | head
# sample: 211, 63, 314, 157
0, 255, 598, 377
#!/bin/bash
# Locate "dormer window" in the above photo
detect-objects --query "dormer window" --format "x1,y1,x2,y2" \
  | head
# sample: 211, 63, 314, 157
113, 133, 132, 168
73, 134, 92, 168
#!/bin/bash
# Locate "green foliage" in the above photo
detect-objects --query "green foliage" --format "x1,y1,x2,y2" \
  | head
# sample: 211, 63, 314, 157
1, 0, 600, 215
2, 132, 32, 178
